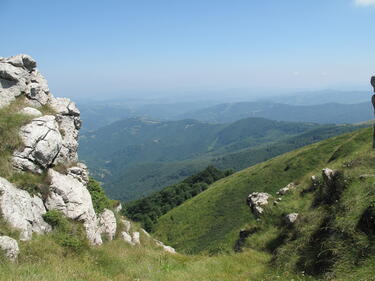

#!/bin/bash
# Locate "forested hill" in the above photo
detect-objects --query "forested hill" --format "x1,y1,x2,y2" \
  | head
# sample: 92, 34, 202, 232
79, 116, 366, 201
79, 117, 319, 200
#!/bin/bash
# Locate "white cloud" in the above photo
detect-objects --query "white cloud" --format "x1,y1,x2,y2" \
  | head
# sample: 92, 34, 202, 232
355, 0, 375, 6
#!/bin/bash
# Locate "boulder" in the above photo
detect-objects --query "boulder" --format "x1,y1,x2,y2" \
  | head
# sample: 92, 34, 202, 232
154, 239, 176, 254
277, 183, 296, 196
322, 168, 338, 185
132, 232, 140, 245
247, 192, 271, 216
0, 177, 51, 241
98, 209, 117, 241
285, 213, 299, 225
50, 97, 80, 116
12, 115, 62, 173
45, 169, 102, 245
121, 231, 135, 245
0, 236, 19, 262
19, 107, 42, 117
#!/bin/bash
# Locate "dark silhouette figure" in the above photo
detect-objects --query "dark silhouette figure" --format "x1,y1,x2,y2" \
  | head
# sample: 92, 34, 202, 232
371, 76, 375, 148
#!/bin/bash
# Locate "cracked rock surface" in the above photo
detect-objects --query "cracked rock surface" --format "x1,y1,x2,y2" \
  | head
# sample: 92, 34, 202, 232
0, 236, 19, 262
0, 54, 51, 108
45, 169, 102, 245
12, 115, 62, 173
0, 177, 51, 241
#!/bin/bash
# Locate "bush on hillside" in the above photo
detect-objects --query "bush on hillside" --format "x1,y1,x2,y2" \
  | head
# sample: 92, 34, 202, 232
43, 210, 89, 253
87, 177, 112, 214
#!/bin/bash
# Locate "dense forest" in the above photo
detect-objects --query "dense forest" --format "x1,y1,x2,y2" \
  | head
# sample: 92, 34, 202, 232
123, 166, 233, 231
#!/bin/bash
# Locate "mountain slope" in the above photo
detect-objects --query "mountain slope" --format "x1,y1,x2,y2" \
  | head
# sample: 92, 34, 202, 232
178, 101, 373, 124
79, 117, 326, 200
153, 127, 374, 255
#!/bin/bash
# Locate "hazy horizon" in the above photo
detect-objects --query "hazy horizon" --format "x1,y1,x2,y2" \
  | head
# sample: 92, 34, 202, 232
1, 0, 375, 100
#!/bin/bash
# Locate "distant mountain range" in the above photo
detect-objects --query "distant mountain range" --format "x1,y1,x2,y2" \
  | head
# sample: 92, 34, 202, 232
177, 101, 372, 124
77, 90, 373, 132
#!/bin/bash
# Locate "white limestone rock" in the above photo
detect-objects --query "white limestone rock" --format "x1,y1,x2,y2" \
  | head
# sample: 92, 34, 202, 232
285, 213, 299, 225
0, 177, 51, 241
0, 54, 52, 108
141, 228, 150, 237
45, 169, 102, 245
132, 232, 140, 245
0, 236, 19, 262
154, 239, 176, 254
67, 163, 89, 185
19, 107, 42, 117
121, 231, 135, 245
12, 115, 62, 173
277, 183, 296, 196
322, 168, 338, 185
48, 98, 81, 165
247, 192, 272, 216
26, 70, 51, 107
0, 62, 29, 107
98, 209, 117, 241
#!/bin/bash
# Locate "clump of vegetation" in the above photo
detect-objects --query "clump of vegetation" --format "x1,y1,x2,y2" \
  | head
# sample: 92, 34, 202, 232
0, 98, 33, 179
87, 177, 113, 213
9, 172, 50, 198
124, 166, 233, 232
42, 210, 89, 253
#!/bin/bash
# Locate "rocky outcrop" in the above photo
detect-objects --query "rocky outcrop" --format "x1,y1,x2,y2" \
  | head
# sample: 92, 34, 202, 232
0, 177, 51, 241
247, 192, 271, 216
322, 168, 338, 185
0, 54, 81, 172
98, 209, 117, 241
285, 213, 299, 225
0, 55, 52, 108
13, 115, 63, 173
121, 232, 135, 245
45, 169, 102, 245
154, 239, 176, 254
277, 183, 296, 196
132, 232, 140, 245
0, 236, 19, 262
50, 98, 81, 164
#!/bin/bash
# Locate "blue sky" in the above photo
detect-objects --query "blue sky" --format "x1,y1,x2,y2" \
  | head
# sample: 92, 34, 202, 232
1, 0, 375, 99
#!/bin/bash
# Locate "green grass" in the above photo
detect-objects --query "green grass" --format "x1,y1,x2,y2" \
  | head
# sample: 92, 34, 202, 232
0, 233, 314, 281
153, 128, 374, 255
152, 127, 375, 280
1, 99, 374, 280
0, 98, 33, 179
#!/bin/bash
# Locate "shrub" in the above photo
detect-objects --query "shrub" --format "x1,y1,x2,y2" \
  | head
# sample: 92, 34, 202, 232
43, 210, 89, 253
87, 177, 112, 213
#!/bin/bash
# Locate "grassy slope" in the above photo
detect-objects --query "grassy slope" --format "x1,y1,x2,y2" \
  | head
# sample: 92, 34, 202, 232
153, 127, 374, 255
0, 234, 313, 281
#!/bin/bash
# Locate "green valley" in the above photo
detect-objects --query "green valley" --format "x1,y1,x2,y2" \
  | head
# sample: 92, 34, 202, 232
79, 117, 364, 201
